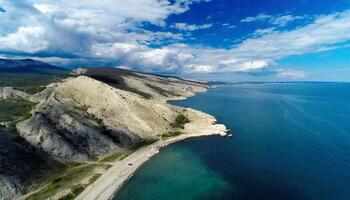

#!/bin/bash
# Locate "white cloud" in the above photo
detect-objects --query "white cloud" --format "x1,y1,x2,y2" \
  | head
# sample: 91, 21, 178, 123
92, 43, 140, 58
253, 28, 276, 36
34, 3, 58, 14
217, 59, 273, 72
116, 65, 132, 70
241, 13, 306, 27
91, 42, 195, 72
0, 0, 209, 55
49, 0, 209, 26
0, 26, 49, 53
172, 23, 213, 31
276, 69, 305, 79
271, 15, 305, 26
187, 65, 217, 73
238, 60, 271, 72
233, 10, 350, 59
241, 13, 271, 22
206, 15, 213, 20
222, 23, 236, 29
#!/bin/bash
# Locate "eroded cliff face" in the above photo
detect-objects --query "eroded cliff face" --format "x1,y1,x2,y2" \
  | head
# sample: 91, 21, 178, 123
0, 68, 210, 198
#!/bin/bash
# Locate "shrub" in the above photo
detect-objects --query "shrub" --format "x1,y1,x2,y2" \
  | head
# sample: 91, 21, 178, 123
18, 86, 47, 94
88, 174, 102, 184
170, 114, 190, 129
58, 193, 75, 200
161, 131, 185, 139
71, 184, 87, 196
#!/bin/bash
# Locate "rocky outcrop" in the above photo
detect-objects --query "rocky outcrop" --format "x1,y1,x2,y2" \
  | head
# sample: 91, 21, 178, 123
16, 93, 137, 162
71, 67, 88, 75
0, 86, 56, 103
0, 175, 21, 200
0, 87, 31, 100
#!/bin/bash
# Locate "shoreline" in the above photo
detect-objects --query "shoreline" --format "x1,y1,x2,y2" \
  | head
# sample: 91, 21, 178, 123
76, 117, 228, 200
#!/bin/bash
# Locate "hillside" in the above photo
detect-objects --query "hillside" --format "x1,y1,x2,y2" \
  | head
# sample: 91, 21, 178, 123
0, 67, 226, 200
0, 58, 70, 95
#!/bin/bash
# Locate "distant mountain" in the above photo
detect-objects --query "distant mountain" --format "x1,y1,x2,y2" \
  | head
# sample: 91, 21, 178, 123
0, 58, 67, 74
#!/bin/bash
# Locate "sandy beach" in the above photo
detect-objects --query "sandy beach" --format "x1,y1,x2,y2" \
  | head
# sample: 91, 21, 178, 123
76, 115, 228, 200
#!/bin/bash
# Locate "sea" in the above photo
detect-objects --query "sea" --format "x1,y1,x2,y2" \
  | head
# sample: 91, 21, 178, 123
114, 82, 350, 200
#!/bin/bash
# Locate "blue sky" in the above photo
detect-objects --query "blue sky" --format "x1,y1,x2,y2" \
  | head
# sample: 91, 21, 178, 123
0, 0, 349, 81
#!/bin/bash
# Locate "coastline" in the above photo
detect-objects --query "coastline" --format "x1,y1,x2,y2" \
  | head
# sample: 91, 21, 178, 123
75, 93, 228, 200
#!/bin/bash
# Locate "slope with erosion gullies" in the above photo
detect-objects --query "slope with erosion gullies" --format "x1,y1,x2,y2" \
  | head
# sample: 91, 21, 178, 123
15, 69, 209, 163
16, 68, 208, 160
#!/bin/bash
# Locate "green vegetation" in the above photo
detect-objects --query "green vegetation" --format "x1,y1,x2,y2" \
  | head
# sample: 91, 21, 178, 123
88, 173, 102, 184
126, 86, 152, 99
0, 73, 65, 86
58, 193, 75, 200
0, 73, 73, 94
88, 155, 99, 162
87, 113, 104, 125
18, 86, 47, 94
145, 83, 178, 97
132, 138, 158, 149
71, 184, 86, 196
57, 184, 88, 200
25, 164, 104, 200
100, 151, 127, 163
0, 98, 36, 123
170, 113, 190, 129
161, 131, 186, 139
104, 164, 113, 170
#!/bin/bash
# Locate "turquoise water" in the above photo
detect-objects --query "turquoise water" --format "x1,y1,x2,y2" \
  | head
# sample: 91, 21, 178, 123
114, 83, 350, 200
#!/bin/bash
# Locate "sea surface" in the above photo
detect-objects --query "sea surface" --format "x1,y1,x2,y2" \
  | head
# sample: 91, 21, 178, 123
114, 83, 350, 200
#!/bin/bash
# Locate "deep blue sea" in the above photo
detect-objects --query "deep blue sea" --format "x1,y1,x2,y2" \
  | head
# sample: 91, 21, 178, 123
114, 83, 350, 200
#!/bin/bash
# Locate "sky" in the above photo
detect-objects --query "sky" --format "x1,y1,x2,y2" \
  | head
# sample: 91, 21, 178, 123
0, 0, 349, 81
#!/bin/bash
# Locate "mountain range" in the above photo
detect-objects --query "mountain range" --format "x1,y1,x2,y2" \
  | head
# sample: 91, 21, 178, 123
0, 58, 67, 74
